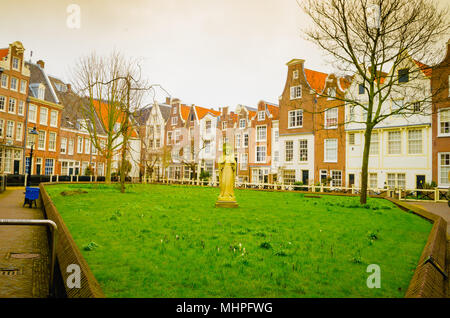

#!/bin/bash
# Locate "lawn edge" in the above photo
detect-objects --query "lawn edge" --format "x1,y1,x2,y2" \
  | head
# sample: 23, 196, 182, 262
40, 182, 105, 298
385, 198, 448, 298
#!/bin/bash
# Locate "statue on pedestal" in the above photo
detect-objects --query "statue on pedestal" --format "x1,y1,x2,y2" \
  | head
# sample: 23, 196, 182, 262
216, 143, 238, 208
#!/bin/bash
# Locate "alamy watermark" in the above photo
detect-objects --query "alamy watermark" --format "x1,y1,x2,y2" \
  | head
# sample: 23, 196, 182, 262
66, 264, 81, 289
366, 264, 381, 289
66, 4, 81, 29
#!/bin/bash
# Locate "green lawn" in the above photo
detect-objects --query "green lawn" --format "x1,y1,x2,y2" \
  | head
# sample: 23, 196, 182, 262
46, 183, 431, 298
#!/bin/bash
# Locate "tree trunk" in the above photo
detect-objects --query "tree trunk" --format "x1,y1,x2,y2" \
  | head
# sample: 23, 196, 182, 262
105, 157, 112, 184
360, 128, 373, 204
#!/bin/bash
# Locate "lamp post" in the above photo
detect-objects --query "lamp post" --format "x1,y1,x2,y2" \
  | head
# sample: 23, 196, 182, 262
27, 126, 38, 187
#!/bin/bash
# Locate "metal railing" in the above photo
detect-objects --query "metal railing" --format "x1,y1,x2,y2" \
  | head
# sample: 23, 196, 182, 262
0, 219, 57, 297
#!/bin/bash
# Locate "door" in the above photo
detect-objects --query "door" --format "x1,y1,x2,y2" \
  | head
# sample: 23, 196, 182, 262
36, 164, 41, 175
13, 160, 20, 174
302, 170, 309, 184
416, 175, 425, 189
349, 174, 355, 186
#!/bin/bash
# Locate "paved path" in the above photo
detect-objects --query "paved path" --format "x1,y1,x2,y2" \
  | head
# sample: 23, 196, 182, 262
410, 201, 450, 236
0, 188, 50, 298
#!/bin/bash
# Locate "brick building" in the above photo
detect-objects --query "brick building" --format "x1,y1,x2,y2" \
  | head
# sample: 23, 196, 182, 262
432, 39, 450, 188
0, 41, 30, 174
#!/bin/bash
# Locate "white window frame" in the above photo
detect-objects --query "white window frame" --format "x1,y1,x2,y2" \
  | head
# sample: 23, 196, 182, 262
40, 107, 48, 126
256, 145, 266, 163
408, 129, 422, 154
324, 139, 338, 163
239, 119, 246, 129
258, 111, 265, 121
299, 139, 308, 162
387, 130, 402, 155
438, 152, 450, 187
12, 57, 20, 70
293, 70, 299, 79
438, 108, 450, 137
68, 138, 74, 155
0, 95, 5, 111
17, 100, 24, 116
20, 79, 27, 94
324, 107, 338, 129
288, 109, 303, 128
8, 97, 16, 114
77, 136, 83, 154
15, 122, 22, 141
290, 85, 302, 100
256, 125, 267, 142
285, 140, 293, 162
50, 110, 58, 127
48, 132, 57, 152
1, 74, 8, 88
6, 120, 14, 139
369, 132, 379, 155
28, 104, 37, 123
38, 131, 46, 150
60, 137, 67, 154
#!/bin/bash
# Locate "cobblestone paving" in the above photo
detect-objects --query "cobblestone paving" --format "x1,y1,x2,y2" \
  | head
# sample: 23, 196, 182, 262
0, 188, 50, 298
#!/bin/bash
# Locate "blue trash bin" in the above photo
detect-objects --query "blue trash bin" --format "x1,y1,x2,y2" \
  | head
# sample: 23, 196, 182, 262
24, 187, 40, 208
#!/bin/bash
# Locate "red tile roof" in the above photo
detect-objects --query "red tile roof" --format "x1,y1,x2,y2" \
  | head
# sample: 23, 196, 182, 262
92, 99, 138, 138
413, 60, 432, 77
0, 49, 8, 60
194, 105, 220, 119
180, 105, 191, 121
304, 68, 328, 92
266, 103, 279, 119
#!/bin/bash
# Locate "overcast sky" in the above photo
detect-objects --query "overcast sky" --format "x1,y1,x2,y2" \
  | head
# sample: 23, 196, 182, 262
1, 0, 448, 110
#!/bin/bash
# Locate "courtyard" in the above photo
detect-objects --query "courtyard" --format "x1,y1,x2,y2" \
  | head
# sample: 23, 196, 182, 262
45, 183, 432, 298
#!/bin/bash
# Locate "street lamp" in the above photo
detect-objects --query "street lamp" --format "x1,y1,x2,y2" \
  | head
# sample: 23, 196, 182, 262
27, 126, 38, 186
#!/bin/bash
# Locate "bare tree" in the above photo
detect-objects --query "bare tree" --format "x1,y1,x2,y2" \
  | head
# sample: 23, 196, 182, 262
72, 51, 148, 192
176, 134, 209, 182
301, 0, 449, 203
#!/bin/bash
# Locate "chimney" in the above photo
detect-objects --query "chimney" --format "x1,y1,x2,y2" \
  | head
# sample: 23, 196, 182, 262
66, 83, 71, 92
165, 97, 171, 105
37, 60, 45, 69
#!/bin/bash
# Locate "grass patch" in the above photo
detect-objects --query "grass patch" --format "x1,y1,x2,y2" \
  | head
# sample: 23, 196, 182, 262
46, 183, 431, 298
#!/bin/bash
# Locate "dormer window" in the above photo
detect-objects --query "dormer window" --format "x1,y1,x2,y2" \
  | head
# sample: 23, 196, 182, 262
173, 107, 177, 114
30, 83, 46, 100
258, 111, 265, 121
293, 70, 299, 79
172, 116, 178, 126
358, 84, 365, 95
12, 57, 20, 70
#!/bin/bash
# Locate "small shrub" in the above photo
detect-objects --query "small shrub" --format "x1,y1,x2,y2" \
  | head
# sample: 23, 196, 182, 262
259, 242, 272, 249
367, 230, 380, 240
83, 241, 100, 251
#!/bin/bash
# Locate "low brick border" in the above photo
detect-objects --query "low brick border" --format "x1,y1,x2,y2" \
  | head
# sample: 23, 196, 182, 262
39, 182, 447, 298
39, 183, 105, 298
385, 198, 448, 298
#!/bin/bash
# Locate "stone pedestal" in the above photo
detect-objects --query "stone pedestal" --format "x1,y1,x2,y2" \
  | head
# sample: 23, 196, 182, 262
215, 200, 239, 208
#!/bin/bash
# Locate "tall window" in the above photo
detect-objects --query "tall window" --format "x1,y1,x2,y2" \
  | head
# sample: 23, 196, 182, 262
77, 136, 83, 153
236, 134, 241, 148
388, 131, 401, 154
240, 153, 248, 170
68, 139, 74, 155
6, 121, 14, 138
299, 139, 308, 161
290, 86, 302, 99
288, 109, 303, 128
10, 77, 18, 91
325, 108, 338, 128
8, 98, 16, 113
439, 109, 450, 135
256, 126, 267, 142
285, 141, 293, 162
38, 131, 46, 150
274, 151, 279, 163
0, 119, 3, 137
20, 80, 27, 94
408, 129, 422, 154
85, 138, 91, 154
50, 110, 58, 127
348, 105, 355, 122
48, 132, 56, 151
15, 122, 22, 141
274, 130, 279, 142
369, 133, 379, 155
244, 133, 249, 148
222, 121, 227, 130
439, 153, 450, 186
204, 140, 211, 153
40, 107, 48, 125
0, 95, 5, 111
28, 104, 37, 123
358, 84, 365, 94
369, 173, 378, 189
171, 116, 177, 125
293, 70, 299, 79
239, 119, 246, 129
256, 146, 266, 163
60, 137, 67, 154
12, 57, 20, 70
205, 120, 211, 134
324, 139, 338, 162
45, 159, 54, 175
18, 101, 24, 115
25, 157, 31, 174
1, 74, 8, 88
